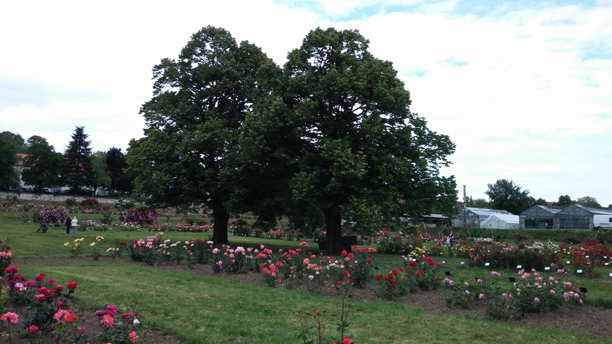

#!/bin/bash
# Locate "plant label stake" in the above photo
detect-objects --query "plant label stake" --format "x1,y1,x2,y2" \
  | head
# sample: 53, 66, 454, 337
544, 267, 550, 271
461, 262, 464, 265
517, 265, 522, 269
566, 261, 570, 264
485, 263, 490, 267
577, 269, 583, 274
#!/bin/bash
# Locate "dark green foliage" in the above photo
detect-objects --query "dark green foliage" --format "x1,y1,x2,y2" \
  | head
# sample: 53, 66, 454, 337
241, 27, 456, 253
63, 127, 95, 192
576, 196, 601, 208
91, 150, 111, 190
485, 179, 533, 214
0, 131, 23, 190
555, 195, 574, 207
21, 136, 63, 192
106, 147, 132, 192
126, 26, 272, 244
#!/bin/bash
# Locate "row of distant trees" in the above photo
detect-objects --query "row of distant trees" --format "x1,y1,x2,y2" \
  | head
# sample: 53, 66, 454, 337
0, 128, 132, 195
466, 179, 608, 214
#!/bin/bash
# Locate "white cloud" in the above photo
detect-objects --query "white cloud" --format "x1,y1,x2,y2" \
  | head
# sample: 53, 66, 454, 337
1, 0, 611, 206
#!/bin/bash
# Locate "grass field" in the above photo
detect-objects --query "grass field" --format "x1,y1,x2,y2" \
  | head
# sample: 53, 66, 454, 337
1, 209, 612, 343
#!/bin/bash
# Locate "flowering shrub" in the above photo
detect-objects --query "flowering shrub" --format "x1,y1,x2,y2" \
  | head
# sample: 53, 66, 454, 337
64, 238, 85, 258
96, 303, 146, 344
0, 250, 150, 344
375, 231, 423, 255
0, 243, 12, 276
374, 256, 442, 299
38, 206, 69, 224
443, 277, 486, 309
79, 198, 100, 208
126, 207, 159, 226
266, 229, 285, 239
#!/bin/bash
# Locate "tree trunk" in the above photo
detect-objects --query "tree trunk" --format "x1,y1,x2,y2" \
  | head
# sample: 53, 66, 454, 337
211, 206, 230, 244
323, 206, 344, 254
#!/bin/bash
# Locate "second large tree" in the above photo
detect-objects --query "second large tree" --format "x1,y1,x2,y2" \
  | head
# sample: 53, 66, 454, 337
127, 26, 271, 243
243, 28, 456, 253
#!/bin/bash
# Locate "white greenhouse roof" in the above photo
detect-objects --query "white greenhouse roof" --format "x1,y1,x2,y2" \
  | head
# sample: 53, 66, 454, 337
483, 214, 519, 224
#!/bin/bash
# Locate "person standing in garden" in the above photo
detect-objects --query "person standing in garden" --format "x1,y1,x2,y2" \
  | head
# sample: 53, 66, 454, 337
449, 229, 454, 247
65, 216, 71, 234
71, 217, 78, 234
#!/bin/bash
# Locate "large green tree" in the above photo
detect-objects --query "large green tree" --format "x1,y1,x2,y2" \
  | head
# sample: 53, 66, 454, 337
21, 135, 63, 192
63, 126, 95, 192
241, 28, 456, 253
485, 179, 533, 214
126, 26, 271, 244
0, 131, 23, 190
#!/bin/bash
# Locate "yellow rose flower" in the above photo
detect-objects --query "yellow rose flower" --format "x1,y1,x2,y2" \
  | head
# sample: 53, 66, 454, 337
90, 243, 95, 247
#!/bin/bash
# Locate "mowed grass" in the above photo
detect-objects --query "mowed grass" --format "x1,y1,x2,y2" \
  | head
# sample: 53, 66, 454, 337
16, 263, 608, 344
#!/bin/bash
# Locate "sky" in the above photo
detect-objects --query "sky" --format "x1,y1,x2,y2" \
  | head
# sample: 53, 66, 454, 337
1, 0, 611, 207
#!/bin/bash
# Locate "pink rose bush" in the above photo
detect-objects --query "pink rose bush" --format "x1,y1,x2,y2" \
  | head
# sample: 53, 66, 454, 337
0, 262, 147, 343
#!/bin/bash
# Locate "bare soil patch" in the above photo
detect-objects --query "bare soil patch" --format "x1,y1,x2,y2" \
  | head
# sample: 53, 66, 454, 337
11, 257, 612, 341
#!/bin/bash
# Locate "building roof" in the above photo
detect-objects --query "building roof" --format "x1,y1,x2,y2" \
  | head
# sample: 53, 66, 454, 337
464, 207, 513, 216
574, 204, 612, 215
483, 214, 520, 224
16, 153, 28, 166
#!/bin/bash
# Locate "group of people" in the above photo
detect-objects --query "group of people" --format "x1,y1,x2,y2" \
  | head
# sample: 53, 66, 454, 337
35, 216, 78, 234
65, 216, 78, 234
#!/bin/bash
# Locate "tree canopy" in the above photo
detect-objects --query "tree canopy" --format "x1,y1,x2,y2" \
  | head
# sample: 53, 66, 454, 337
485, 179, 533, 214
21, 136, 63, 192
240, 27, 456, 252
555, 195, 574, 207
91, 150, 111, 192
63, 126, 95, 192
106, 148, 132, 192
576, 196, 601, 208
0, 131, 23, 190
126, 26, 272, 244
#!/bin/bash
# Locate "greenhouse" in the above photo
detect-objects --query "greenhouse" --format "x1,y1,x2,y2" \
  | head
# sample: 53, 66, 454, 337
556, 204, 612, 230
456, 207, 512, 228
481, 214, 520, 229
519, 205, 561, 229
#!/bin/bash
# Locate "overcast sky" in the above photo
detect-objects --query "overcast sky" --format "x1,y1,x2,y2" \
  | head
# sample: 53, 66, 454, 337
1, 0, 611, 207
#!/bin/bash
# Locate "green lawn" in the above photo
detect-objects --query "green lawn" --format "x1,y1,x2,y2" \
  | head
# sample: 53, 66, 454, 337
16, 263, 608, 344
